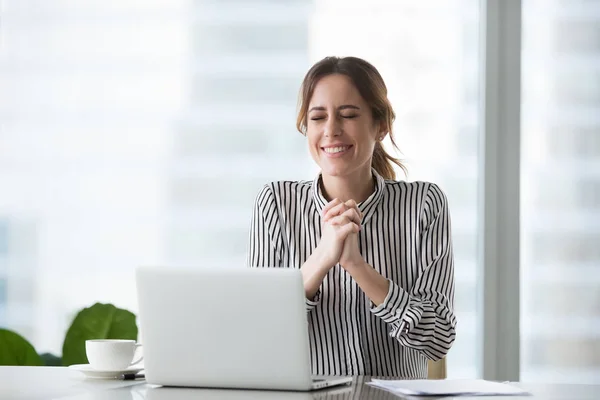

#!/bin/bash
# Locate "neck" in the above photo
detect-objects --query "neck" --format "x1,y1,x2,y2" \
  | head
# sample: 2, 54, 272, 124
320, 167, 375, 204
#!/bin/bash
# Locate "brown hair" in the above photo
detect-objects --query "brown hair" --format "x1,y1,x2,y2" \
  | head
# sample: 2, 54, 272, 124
296, 56, 406, 180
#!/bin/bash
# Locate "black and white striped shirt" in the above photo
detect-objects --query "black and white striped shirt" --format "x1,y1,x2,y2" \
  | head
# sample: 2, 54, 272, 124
246, 169, 456, 378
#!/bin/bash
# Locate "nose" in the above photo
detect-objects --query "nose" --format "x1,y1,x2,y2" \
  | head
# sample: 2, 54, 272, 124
324, 116, 341, 137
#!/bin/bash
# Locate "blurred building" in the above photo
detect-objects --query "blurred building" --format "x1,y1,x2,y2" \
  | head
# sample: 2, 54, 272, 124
0, 219, 9, 327
165, 0, 315, 268
0, 1, 180, 353
520, 0, 600, 383
0, 0, 597, 383
0, 218, 38, 342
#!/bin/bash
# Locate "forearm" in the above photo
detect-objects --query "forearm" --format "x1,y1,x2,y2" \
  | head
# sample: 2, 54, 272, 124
301, 249, 331, 301
344, 260, 390, 306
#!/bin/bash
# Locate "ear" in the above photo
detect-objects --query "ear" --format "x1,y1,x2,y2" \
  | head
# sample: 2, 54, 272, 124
377, 121, 388, 141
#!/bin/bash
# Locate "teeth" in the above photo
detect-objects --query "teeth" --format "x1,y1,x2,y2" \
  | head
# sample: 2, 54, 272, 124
324, 146, 349, 154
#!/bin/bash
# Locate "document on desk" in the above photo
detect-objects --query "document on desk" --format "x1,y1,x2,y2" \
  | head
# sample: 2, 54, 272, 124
368, 379, 531, 397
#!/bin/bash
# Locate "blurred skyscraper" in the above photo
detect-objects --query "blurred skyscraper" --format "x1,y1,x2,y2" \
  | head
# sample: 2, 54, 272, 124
0, 0, 597, 383
165, 0, 315, 268
521, 0, 600, 383
0, 0, 182, 353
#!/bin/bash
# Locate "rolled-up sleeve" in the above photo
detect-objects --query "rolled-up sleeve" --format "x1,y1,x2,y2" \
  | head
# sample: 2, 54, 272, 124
246, 184, 320, 312
370, 183, 457, 361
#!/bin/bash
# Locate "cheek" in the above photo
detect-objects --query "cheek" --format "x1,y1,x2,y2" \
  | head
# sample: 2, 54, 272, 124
349, 125, 377, 149
306, 129, 319, 146
306, 132, 320, 156
355, 136, 379, 160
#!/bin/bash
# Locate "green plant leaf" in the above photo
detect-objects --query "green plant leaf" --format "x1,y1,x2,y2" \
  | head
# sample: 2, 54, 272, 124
62, 303, 138, 366
0, 328, 43, 366
39, 352, 62, 366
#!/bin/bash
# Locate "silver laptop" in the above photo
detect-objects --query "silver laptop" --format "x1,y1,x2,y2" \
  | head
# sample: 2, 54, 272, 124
136, 266, 352, 391
145, 385, 354, 400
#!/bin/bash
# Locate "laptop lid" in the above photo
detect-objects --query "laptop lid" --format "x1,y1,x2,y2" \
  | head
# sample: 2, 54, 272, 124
136, 266, 314, 390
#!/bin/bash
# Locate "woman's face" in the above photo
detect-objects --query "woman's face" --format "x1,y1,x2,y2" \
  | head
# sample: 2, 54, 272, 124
306, 74, 383, 178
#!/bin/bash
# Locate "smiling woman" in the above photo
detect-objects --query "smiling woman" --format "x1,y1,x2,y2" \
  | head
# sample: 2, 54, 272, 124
296, 56, 407, 182
247, 56, 456, 378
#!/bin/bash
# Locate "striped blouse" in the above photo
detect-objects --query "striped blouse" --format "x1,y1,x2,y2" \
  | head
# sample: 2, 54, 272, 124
246, 169, 456, 378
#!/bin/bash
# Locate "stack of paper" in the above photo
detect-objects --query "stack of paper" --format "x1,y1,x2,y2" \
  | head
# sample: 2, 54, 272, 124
368, 379, 531, 397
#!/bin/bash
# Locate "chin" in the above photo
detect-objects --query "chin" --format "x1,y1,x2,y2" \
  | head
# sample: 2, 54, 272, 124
320, 162, 351, 178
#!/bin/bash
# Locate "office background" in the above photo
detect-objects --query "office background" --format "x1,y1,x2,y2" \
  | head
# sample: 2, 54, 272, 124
0, 0, 598, 383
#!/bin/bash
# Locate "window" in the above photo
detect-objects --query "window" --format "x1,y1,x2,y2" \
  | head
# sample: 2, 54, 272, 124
521, 0, 600, 383
0, 220, 8, 325
0, 2, 481, 374
8, 1, 598, 384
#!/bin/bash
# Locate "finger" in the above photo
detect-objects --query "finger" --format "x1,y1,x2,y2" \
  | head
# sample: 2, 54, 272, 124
324, 199, 362, 222
329, 214, 351, 226
344, 200, 363, 219
345, 199, 357, 208
341, 208, 361, 225
329, 211, 361, 230
323, 202, 350, 222
338, 221, 360, 238
322, 198, 341, 217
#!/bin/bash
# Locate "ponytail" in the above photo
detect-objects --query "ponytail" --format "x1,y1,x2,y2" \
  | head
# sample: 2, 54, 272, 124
372, 141, 406, 180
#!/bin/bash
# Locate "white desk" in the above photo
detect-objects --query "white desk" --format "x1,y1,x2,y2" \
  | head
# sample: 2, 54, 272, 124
2, 366, 599, 400
0, 366, 143, 399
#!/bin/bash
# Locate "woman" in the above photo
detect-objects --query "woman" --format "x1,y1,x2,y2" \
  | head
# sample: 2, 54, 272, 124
247, 56, 456, 378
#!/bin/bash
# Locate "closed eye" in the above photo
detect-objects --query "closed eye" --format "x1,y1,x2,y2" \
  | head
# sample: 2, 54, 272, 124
310, 116, 326, 121
342, 115, 358, 119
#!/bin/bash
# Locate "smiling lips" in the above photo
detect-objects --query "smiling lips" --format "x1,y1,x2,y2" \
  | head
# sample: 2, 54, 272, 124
322, 145, 353, 158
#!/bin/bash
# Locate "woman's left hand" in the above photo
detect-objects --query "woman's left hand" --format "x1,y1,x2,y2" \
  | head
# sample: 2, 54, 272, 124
323, 199, 364, 270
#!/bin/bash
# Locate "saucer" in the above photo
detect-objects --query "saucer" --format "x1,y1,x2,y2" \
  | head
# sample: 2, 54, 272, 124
69, 364, 144, 379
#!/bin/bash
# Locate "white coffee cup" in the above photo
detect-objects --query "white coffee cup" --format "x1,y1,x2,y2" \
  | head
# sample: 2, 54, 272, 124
86, 339, 143, 371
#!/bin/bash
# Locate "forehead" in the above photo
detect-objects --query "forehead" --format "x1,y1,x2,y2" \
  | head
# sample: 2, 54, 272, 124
308, 74, 364, 107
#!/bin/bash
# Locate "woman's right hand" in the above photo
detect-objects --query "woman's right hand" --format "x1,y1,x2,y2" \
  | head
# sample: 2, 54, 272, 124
301, 198, 361, 300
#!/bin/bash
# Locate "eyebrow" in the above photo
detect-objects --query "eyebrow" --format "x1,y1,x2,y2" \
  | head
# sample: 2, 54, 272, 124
308, 105, 361, 113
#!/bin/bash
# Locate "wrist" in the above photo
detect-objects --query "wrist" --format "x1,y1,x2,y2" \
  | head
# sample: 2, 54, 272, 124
311, 246, 335, 272
343, 259, 368, 274
302, 249, 330, 293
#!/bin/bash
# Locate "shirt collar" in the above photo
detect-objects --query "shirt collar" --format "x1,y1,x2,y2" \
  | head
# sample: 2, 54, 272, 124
312, 168, 385, 225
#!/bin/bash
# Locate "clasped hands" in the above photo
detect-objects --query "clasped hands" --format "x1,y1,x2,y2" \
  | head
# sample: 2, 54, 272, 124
304, 198, 389, 305
315, 198, 365, 272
